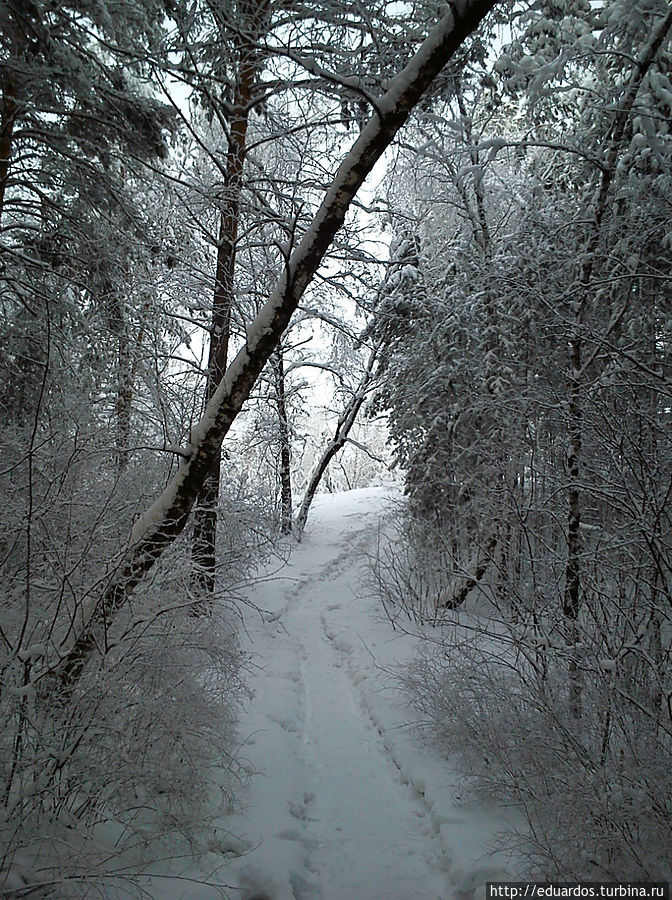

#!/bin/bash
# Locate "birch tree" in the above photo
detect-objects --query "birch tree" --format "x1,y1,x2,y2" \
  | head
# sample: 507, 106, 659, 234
294, 340, 380, 537
31, 0, 501, 690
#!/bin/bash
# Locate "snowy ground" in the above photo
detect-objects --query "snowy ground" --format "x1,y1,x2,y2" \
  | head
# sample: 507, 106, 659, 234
32, 486, 519, 899
205, 486, 518, 900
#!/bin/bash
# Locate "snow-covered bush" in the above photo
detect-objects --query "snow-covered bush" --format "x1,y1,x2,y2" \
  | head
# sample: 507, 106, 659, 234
403, 606, 672, 880
0, 423, 265, 894
367, 0, 672, 881
367, 507, 472, 625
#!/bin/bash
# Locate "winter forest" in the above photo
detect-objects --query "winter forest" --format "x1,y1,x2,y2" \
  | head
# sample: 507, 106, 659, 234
1, 0, 671, 895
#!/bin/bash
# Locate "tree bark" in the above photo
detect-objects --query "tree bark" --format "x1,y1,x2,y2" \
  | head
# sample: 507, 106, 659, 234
41, 0, 501, 690
0, 65, 19, 224
190, 9, 266, 605
272, 347, 293, 535
116, 329, 134, 472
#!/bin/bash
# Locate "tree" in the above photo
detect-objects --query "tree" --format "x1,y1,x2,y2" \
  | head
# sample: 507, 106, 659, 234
173, 0, 274, 600
0, 0, 177, 470
371, 0, 672, 879
172, 0, 469, 597
294, 339, 380, 537
561, 2, 672, 719
31, 0, 500, 690
0, 0, 171, 232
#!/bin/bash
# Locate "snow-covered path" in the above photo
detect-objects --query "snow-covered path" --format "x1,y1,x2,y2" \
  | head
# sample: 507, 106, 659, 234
278, 544, 445, 900
221, 488, 517, 900
4, 487, 518, 899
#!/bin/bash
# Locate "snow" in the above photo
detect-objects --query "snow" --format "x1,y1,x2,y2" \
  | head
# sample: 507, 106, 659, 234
159, 486, 519, 900
26, 487, 518, 898
376, 10, 455, 118
124, 2, 491, 567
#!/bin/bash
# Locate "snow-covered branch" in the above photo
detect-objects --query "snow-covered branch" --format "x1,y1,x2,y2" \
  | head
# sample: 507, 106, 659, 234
42, 0, 500, 690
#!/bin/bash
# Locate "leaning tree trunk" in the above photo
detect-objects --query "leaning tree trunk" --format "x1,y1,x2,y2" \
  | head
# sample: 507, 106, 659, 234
37, 0, 501, 691
294, 344, 378, 538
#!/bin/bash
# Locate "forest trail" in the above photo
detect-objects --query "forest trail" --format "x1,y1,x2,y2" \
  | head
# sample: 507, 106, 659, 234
220, 487, 516, 900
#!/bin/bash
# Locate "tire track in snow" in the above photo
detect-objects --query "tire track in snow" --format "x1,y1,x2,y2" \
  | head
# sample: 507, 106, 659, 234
229, 490, 513, 900
319, 610, 457, 875
283, 562, 450, 900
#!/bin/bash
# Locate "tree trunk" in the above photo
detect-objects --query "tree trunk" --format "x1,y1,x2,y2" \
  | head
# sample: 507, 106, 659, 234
564, 328, 583, 720
0, 69, 18, 224
116, 330, 134, 472
115, 304, 147, 472
295, 345, 378, 538
190, 14, 263, 607
40, 0, 501, 691
443, 530, 498, 609
454, 80, 490, 254
273, 348, 293, 535
562, 5, 672, 721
